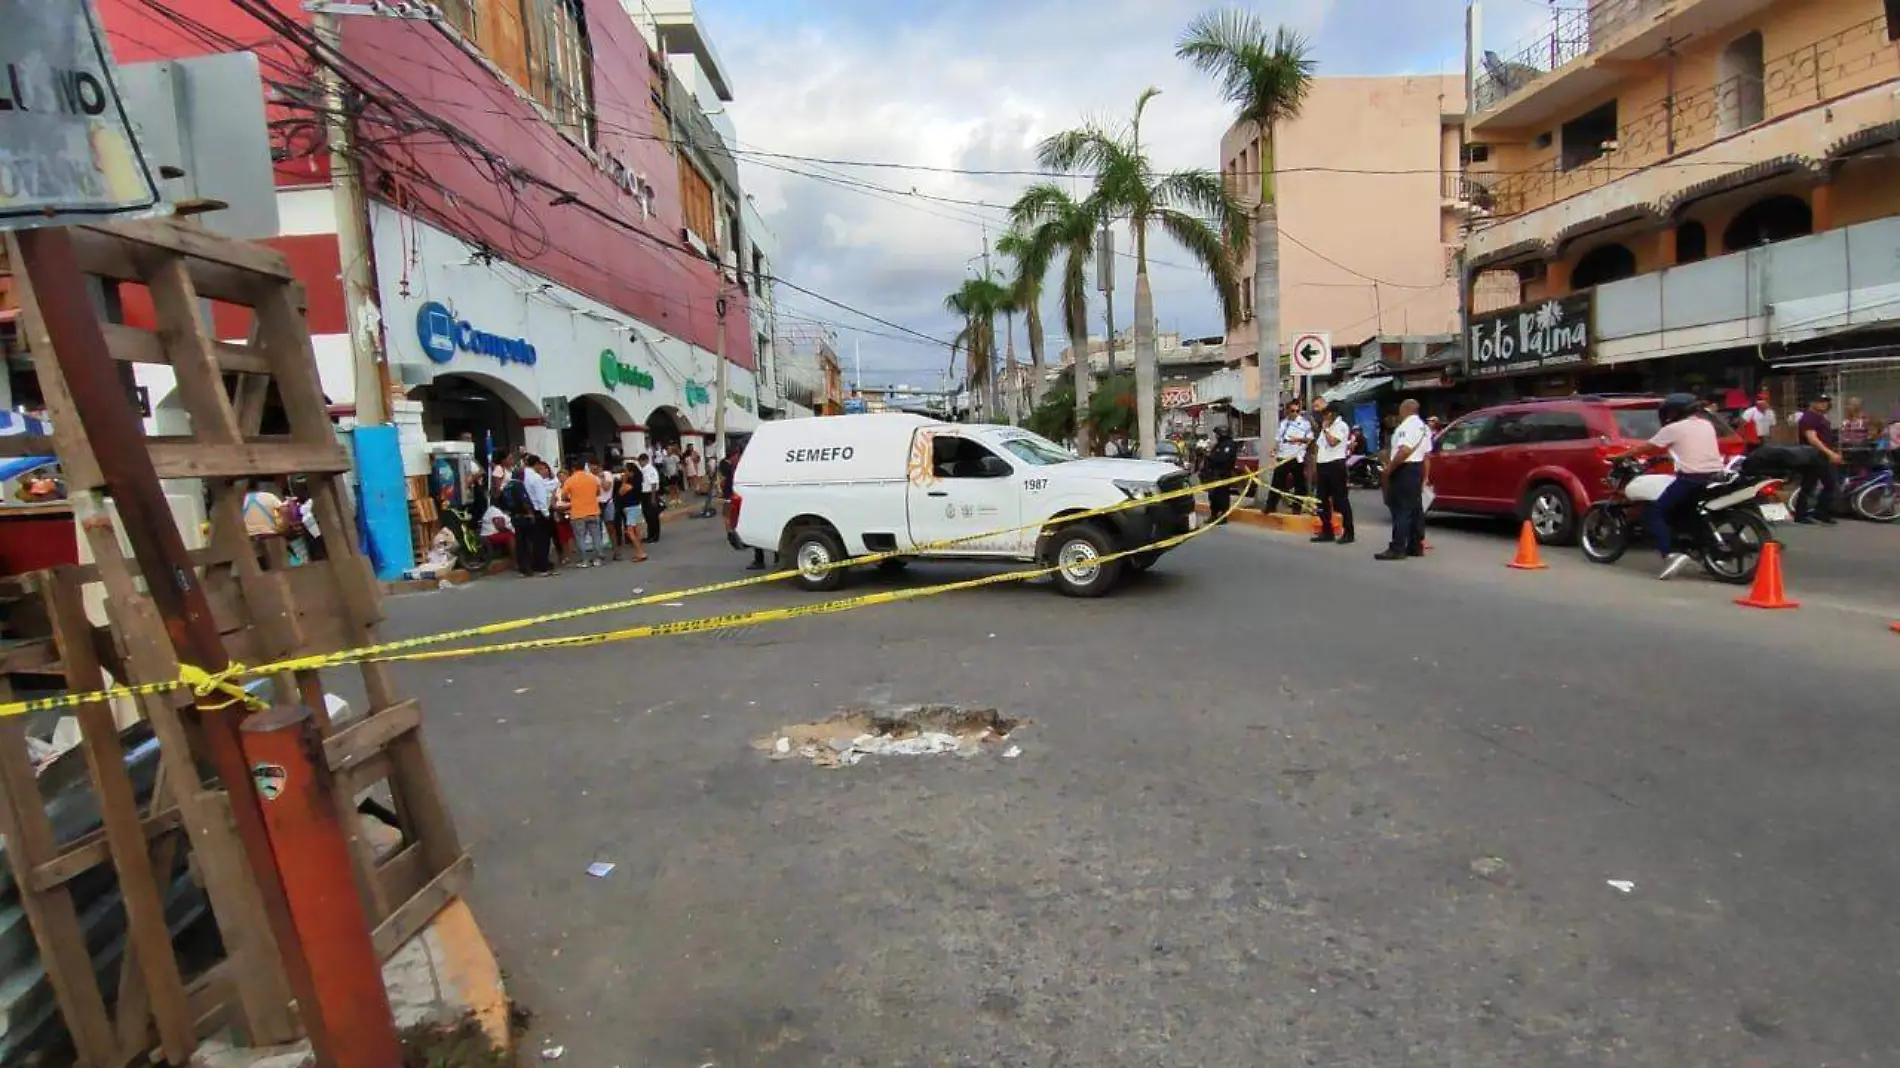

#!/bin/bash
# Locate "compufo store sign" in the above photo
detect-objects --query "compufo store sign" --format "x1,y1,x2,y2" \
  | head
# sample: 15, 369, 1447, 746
599, 350, 654, 391
1467, 292, 1593, 379
416, 301, 537, 367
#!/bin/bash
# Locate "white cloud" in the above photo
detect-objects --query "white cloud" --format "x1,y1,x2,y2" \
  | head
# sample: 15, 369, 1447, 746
712, 0, 1498, 383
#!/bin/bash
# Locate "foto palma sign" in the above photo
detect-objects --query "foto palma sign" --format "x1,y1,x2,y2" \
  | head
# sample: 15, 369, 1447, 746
599, 350, 654, 391
1467, 292, 1594, 379
0, 0, 163, 231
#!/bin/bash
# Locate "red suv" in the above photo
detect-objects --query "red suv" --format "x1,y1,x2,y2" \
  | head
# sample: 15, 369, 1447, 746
1427, 395, 1744, 545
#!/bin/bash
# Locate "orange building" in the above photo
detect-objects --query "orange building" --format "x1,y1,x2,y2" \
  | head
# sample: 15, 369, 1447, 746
1221, 76, 1469, 404
1461, 0, 1900, 412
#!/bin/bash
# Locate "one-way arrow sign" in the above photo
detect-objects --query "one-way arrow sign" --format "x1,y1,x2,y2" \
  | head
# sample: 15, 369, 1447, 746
1289, 331, 1333, 376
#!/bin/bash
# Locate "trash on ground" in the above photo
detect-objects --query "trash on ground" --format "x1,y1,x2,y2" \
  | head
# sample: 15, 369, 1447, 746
539, 1045, 565, 1061
758, 705, 1024, 768
514, 687, 530, 695
1606, 879, 1635, 894
1003, 746, 1022, 759
1470, 856, 1509, 881
585, 862, 615, 879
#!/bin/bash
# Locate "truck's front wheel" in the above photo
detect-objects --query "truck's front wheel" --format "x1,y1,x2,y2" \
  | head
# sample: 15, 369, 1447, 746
1048, 525, 1123, 598
787, 527, 848, 592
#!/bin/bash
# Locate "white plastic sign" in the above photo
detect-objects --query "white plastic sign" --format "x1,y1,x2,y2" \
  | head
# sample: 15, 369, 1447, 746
0, 0, 163, 231
1290, 331, 1333, 376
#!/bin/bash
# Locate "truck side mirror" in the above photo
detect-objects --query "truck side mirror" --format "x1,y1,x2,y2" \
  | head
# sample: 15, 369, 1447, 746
978, 455, 1012, 478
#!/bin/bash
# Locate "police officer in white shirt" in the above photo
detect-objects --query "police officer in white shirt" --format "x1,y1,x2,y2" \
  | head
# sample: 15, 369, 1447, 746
1375, 399, 1433, 560
1268, 400, 1313, 514
1310, 400, 1354, 544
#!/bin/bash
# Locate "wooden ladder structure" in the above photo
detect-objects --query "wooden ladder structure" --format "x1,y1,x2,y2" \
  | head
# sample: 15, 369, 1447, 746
0, 220, 468, 1067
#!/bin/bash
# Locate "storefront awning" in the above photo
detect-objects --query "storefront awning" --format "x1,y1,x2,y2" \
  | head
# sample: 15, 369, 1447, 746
1321, 375, 1392, 405
1230, 394, 1262, 415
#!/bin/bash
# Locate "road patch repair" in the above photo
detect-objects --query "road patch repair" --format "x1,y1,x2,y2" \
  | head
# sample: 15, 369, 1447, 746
759, 705, 1024, 767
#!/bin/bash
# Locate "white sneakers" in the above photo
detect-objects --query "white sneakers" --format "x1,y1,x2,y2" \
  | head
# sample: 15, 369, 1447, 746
1658, 552, 1694, 580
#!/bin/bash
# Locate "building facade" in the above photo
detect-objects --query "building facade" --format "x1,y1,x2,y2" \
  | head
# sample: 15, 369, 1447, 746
1461, 0, 1900, 417
1219, 75, 1469, 403
99, 0, 770, 466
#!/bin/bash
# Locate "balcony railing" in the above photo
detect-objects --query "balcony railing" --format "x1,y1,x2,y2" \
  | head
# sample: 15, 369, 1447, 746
1473, 0, 1665, 112
1475, 14, 1892, 218
1442, 172, 1501, 216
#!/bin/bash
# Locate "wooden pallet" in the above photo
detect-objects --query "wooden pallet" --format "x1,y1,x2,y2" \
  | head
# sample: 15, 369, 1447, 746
0, 220, 468, 1067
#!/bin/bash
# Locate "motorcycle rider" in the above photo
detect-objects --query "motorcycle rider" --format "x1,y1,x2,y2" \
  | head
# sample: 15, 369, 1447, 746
1617, 393, 1730, 580
1201, 425, 1239, 523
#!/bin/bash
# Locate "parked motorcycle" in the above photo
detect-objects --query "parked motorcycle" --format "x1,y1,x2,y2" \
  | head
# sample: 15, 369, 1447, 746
437, 501, 488, 570
1579, 454, 1782, 584
1347, 453, 1382, 489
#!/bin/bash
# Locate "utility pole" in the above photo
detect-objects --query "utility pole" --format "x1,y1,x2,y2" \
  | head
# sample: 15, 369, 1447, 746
312, 9, 390, 425
1098, 221, 1118, 377
699, 293, 729, 518
981, 223, 1001, 422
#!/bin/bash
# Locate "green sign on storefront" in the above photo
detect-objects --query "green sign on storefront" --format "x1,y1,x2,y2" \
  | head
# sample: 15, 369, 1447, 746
600, 350, 655, 391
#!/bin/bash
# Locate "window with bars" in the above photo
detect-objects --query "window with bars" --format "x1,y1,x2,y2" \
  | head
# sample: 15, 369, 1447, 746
679, 157, 716, 246
438, 0, 597, 147
522, 0, 596, 146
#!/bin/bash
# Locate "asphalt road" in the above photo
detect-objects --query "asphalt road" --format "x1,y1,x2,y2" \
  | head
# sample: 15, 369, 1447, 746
373, 501, 1898, 1068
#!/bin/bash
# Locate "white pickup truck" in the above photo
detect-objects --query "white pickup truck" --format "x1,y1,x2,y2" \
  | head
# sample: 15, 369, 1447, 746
727, 414, 1196, 597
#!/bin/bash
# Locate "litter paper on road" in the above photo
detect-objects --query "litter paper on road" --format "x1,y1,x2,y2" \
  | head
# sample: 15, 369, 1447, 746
1607, 879, 1635, 894
539, 1046, 565, 1061
586, 862, 616, 878
759, 705, 1025, 768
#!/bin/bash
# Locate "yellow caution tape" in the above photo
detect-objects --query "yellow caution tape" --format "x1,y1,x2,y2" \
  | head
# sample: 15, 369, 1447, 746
355, 473, 1259, 666
0, 455, 1314, 717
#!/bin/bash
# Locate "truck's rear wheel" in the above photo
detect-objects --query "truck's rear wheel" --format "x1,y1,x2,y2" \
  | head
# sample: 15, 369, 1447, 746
787, 528, 847, 592
1048, 525, 1122, 598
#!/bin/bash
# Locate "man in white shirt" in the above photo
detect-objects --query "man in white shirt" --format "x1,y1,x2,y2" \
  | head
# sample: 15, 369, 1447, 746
1738, 392, 1776, 452
524, 458, 559, 575
1268, 400, 1313, 514
1309, 401, 1354, 545
638, 453, 664, 542
1375, 399, 1433, 561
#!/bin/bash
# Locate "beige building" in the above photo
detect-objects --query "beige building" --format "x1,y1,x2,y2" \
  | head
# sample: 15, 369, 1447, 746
1460, 0, 1900, 411
1220, 75, 1471, 397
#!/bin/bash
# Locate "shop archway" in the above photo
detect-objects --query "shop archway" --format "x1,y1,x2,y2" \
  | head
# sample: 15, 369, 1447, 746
1722, 194, 1812, 252
644, 405, 693, 454
564, 392, 635, 468
1571, 242, 1638, 289
407, 371, 538, 464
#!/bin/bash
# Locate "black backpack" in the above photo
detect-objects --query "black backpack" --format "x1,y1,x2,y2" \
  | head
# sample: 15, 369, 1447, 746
499, 474, 531, 514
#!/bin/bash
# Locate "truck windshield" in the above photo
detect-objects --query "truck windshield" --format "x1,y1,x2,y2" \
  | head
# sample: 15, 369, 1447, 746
997, 434, 1076, 467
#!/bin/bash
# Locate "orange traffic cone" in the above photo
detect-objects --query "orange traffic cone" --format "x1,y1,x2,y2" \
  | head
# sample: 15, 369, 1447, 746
1506, 520, 1548, 570
1734, 540, 1799, 609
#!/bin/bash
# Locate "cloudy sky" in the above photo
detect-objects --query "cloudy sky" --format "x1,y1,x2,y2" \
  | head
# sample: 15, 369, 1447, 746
709, 0, 1550, 388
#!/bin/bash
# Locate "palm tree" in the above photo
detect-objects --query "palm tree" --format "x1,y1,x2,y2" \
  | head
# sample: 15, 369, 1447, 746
1037, 89, 1250, 460
1009, 183, 1104, 454
1178, 10, 1316, 487
944, 275, 1011, 421
994, 228, 1048, 413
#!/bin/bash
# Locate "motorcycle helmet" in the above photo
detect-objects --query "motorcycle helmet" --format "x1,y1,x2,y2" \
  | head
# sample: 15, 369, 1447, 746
1658, 392, 1697, 425
1213, 425, 1231, 439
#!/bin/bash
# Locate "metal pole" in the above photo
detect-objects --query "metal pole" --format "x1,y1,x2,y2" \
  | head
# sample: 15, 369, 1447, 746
1100, 221, 1119, 377
313, 9, 390, 425
240, 707, 402, 1068
699, 294, 729, 517
13, 228, 374, 1068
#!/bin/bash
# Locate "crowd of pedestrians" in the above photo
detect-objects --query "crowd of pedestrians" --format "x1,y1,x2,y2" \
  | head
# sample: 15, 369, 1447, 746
483, 448, 684, 578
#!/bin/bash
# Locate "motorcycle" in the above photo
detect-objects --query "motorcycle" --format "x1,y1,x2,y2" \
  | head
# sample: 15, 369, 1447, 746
1347, 452, 1382, 489
1578, 454, 1781, 585
437, 500, 488, 570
